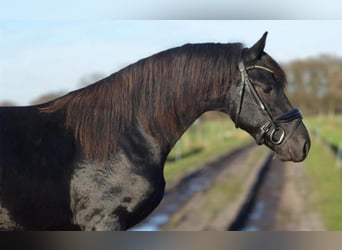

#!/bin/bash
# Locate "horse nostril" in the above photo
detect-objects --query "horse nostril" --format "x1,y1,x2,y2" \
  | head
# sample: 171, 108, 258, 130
303, 141, 310, 156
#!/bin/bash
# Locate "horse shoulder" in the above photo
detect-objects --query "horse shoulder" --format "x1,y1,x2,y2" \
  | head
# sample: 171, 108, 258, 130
70, 147, 165, 230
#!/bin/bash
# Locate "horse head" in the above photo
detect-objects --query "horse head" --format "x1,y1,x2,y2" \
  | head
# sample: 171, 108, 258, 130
227, 32, 310, 162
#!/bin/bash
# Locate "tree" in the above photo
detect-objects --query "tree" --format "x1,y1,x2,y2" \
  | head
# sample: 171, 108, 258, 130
283, 54, 342, 115
0, 100, 16, 106
78, 73, 106, 87
30, 92, 65, 105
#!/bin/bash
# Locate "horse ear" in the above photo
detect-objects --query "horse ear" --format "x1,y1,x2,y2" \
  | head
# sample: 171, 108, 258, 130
244, 32, 268, 62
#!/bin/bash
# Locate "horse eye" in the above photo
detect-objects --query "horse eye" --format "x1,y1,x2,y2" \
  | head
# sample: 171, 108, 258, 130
263, 86, 273, 94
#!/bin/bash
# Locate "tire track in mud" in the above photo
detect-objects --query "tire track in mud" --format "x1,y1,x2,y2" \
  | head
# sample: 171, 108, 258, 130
230, 156, 325, 231
228, 153, 274, 230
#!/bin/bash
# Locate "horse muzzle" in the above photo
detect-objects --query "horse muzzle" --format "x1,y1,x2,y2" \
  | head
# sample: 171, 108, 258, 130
271, 120, 311, 162
255, 108, 303, 146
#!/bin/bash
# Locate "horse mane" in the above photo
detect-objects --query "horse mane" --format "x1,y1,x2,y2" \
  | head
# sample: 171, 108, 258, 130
40, 43, 243, 161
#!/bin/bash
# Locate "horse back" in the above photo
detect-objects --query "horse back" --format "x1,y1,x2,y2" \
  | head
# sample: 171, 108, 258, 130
0, 105, 77, 229
0, 106, 76, 168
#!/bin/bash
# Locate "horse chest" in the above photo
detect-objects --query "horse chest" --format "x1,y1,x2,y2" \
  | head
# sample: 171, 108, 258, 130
70, 157, 165, 230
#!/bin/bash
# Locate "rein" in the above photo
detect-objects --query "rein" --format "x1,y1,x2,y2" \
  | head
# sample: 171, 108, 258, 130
234, 61, 302, 145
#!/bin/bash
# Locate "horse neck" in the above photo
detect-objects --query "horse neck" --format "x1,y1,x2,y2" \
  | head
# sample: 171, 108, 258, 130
41, 44, 241, 163
133, 49, 238, 152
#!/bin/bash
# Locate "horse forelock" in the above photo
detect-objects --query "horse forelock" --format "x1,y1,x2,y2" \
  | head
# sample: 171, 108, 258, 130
40, 42, 243, 162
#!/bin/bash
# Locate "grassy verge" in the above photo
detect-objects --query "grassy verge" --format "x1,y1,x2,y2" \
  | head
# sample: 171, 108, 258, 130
306, 115, 342, 147
302, 135, 342, 230
304, 115, 342, 229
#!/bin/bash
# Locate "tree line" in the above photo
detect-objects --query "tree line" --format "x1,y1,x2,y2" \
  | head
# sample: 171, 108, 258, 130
1, 55, 342, 117
284, 54, 342, 116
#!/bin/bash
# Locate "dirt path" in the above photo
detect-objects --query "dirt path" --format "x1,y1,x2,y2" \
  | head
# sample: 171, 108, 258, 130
161, 145, 270, 230
132, 143, 325, 231
132, 142, 263, 230
242, 159, 325, 231
273, 160, 325, 230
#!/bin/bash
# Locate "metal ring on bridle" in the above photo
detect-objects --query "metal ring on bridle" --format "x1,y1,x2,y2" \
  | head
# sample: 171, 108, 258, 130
270, 127, 286, 145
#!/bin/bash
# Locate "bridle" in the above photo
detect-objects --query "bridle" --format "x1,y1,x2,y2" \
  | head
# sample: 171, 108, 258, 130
234, 60, 302, 145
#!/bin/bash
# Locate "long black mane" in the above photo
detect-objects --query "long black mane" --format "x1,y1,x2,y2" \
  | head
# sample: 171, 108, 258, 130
41, 43, 245, 161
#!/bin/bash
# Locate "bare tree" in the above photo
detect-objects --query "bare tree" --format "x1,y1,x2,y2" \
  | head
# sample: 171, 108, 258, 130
283, 54, 342, 115
79, 73, 106, 87
30, 92, 65, 105
0, 100, 17, 106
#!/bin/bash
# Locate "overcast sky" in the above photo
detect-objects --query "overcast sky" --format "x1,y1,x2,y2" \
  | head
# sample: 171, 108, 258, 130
1, 20, 342, 105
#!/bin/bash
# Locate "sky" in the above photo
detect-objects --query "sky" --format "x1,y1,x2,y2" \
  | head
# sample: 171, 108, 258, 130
1, 20, 342, 105
1, 0, 342, 19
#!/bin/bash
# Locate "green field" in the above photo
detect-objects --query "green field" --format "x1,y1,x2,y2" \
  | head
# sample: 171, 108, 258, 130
304, 115, 342, 230
164, 117, 251, 185
306, 115, 342, 147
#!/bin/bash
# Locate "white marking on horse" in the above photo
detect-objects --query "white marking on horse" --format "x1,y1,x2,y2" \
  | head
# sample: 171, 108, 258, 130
70, 150, 156, 230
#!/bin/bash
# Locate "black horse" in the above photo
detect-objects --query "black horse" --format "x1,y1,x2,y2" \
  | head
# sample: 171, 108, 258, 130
0, 32, 310, 230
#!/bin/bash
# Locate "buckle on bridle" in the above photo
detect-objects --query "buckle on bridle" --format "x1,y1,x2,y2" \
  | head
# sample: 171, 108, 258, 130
258, 124, 286, 145
261, 123, 272, 134
270, 127, 286, 145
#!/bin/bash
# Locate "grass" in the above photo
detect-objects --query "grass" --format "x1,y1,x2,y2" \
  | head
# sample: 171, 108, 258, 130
306, 115, 342, 147
303, 115, 342, 230
164, 118, 251, 184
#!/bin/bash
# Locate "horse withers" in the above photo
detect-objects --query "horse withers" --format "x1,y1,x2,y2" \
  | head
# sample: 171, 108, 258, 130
0, 32, 310, 230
